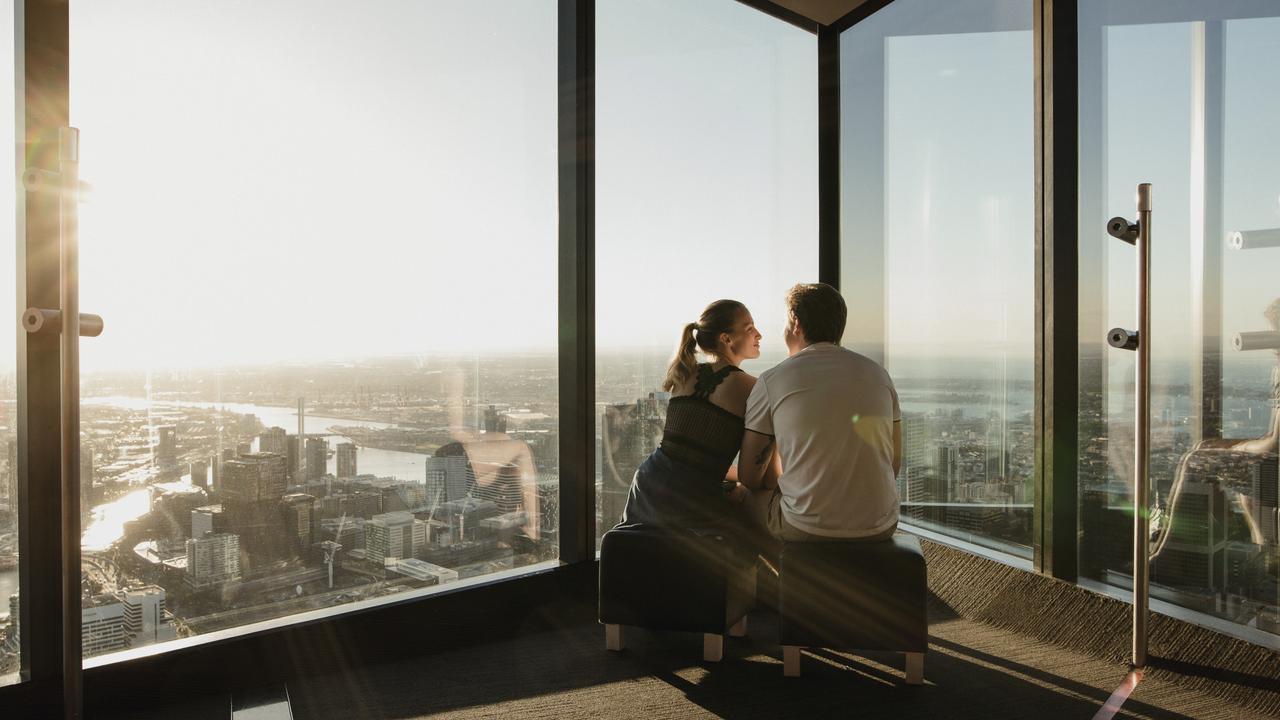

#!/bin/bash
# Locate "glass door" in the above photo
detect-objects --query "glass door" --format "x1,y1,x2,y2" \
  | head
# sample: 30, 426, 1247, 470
1078, 0, 1280, 651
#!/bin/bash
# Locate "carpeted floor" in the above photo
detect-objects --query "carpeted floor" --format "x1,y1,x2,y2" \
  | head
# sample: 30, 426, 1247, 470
283, 606, 1270, 720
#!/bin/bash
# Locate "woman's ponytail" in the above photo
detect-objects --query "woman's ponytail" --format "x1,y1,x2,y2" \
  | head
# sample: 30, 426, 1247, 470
662, 322, 700, 392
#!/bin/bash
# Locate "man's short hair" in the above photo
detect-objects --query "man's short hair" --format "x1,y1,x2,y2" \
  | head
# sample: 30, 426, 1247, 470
786, 283, 846, 345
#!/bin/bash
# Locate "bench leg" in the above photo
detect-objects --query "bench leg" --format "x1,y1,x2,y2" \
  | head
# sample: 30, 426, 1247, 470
703, 633, 724, 662
728, 616, 748, 638
905, 652, 924, 685
605, 624, 623, 652
783, 646, 802, 677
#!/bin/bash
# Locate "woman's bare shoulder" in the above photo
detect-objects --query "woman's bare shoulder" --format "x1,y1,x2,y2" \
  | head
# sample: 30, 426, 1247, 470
719, 370, 756, 404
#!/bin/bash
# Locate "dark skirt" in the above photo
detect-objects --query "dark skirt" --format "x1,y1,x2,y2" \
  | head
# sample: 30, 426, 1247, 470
618, 447, 738, 532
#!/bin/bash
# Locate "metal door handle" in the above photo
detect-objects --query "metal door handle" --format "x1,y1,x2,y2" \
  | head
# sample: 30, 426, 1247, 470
1106, 182, 1152, 670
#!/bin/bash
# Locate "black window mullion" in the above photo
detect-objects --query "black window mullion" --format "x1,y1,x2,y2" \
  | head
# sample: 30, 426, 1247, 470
16, 0, 73, 714
557, 0, 595, 565
1034, 0, 1078, 582
818, 23, 839, 289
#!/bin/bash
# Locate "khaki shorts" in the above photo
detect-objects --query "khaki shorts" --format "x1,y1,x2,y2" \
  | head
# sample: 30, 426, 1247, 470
744, 487, 897, 544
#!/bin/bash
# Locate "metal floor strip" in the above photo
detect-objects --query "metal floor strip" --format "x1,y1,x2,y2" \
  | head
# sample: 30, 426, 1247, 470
232, 684, 293, 720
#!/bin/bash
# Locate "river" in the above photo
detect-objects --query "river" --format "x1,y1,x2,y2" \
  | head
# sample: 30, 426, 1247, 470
82, 397, 432, 548
1, 399, 432, 605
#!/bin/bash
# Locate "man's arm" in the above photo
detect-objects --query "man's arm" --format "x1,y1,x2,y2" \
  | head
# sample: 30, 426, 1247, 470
892, 420, 902, 477
738, 429, 776, 491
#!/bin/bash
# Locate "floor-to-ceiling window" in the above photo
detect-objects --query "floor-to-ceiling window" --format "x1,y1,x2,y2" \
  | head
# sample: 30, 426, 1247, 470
840, 0, 1036, 557
593, 0, 817, 543
1077, 0, 1280, 645
69, 0, 559, 661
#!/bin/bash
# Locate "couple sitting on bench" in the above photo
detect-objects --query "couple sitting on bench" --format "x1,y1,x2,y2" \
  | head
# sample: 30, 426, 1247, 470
604, 283, 925, 681
621, 281, 901, 564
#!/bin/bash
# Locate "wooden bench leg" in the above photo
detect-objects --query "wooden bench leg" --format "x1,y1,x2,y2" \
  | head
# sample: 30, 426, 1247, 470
703, 633, 724, 662
728, 616, 748, 638
905, 652, 924, 685
605, 624, 623, 652
783, 646, 802, 677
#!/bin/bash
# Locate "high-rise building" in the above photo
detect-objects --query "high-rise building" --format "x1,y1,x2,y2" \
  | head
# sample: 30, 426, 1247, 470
191, 504, 226, 538
425, 455, 470, 508
437, 497, 499, 545
190, 459, 210, 491
1250, 456, 1278, 549
282, 493, 317, 550
217, 453, 289, 567
155, 426, 178, 470
320, 490, 382, 519
336, 442, 358, 479
81, 586, 176, 657
260, 427, 288, 456
5, 439, 16, 514
219, 453, 288, 503
82, 595, 130, 656
484, 405, 508, 434
185, 533, 242, 589
286, 435, 301, 482
901, 412, 931, 477
365, 511, 423, 565
1151, 479, 1227, 599
121, 586, 172, 647
1080, 484, 1133, 580
472, 461, 524, 514
306, 437, 328, 481
3, 594, 18, 655
80, 444, 95, 510
931, 445, 959, 501
321, 517, 366, 550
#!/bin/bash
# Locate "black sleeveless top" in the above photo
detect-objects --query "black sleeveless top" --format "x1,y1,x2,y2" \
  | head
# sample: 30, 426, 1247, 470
659, 363, 745, 479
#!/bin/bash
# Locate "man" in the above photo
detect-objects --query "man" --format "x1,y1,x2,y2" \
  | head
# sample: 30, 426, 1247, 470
738, 283, 901, 550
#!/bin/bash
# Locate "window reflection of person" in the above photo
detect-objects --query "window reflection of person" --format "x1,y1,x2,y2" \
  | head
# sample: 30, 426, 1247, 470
1197, 298, 1280, 455
1156, 298, 1280, 555
441, 368, 540, 543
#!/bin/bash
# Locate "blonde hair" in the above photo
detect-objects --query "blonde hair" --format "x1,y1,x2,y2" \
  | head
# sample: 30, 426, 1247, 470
661, 300, 746, 392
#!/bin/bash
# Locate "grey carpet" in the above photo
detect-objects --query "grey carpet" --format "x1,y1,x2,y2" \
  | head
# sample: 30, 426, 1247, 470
285, 608, 1270, 720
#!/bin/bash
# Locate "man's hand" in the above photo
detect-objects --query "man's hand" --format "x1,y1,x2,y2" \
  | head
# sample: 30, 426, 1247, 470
739, 429, 779, 490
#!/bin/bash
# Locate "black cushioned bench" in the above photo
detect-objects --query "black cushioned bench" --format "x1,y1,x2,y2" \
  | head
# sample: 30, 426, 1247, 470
599, 525, 756, 661
778, 533, 928, 682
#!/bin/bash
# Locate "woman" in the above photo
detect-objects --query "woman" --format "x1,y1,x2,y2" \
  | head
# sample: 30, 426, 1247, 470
619, 299, 764, 531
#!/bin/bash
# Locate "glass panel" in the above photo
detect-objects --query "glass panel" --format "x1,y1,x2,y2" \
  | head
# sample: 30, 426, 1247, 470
594, 0, 817, 544
71, 0, 558, 661
1078, 1, 1280, 645
840, 0, 1035, 556
0, 0, 18, 688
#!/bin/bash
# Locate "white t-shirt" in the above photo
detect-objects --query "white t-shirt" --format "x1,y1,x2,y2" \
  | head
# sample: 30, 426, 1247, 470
744, 342, 900, 538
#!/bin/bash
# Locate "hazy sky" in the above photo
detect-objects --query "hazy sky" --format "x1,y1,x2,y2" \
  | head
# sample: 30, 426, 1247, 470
0, 1, 1275, 375
595, 0, 817, 363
